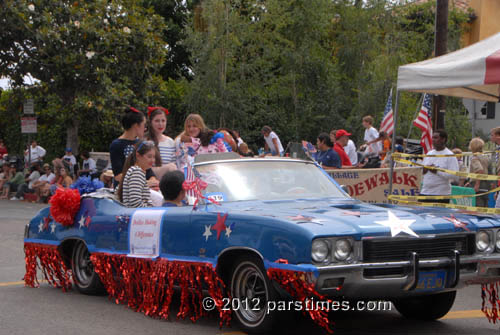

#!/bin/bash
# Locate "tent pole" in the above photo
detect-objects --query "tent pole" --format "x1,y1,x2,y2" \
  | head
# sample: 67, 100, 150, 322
388, 89, 400, 203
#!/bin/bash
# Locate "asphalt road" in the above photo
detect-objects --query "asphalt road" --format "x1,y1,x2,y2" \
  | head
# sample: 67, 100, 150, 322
1, 199, 499, 335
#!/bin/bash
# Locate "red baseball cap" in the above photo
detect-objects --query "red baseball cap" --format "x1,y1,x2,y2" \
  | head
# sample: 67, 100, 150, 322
335, 129, 352, 139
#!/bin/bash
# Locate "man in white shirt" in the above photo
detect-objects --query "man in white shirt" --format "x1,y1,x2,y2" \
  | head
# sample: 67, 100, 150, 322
32, 163, 55, 201
62, 148, 77, 176
362, 115, 382, 156
78, 150, 97, 177
24, 140, 46, 166
420, 129, 459, 203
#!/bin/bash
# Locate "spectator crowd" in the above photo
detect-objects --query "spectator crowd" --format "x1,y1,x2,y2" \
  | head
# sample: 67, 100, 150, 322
1, 108, 499, 209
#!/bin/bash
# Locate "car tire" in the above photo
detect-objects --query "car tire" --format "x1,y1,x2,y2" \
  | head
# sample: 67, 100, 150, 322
394, 291, 456, 320
230, 255, 279, 334
71, 241, 105, 295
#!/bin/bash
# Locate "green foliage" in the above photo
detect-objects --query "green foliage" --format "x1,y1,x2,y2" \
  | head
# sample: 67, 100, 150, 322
0, 0, 169, 153
0, 0, 474, 155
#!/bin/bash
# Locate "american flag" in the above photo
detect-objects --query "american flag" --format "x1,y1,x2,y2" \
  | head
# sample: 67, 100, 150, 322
379, 90, 394, 135
413, 94, 433, 154
184, 163, 197, 203
302, 140, 317, 154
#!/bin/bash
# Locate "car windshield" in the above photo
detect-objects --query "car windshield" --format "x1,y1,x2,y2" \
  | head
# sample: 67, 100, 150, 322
194, 159, 347, 202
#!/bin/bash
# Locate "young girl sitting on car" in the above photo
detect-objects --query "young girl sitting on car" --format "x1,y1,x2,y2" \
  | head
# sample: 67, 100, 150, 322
117, 140, 156, 208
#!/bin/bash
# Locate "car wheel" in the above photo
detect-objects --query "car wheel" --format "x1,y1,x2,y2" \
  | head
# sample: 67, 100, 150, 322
71, 241, 104, 295
394, 291, 456, 320
230, 255, 279, 334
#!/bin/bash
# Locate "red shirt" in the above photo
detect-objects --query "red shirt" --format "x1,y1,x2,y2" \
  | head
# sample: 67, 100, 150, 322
334, 143, 352, 167
0, 145, 7, 159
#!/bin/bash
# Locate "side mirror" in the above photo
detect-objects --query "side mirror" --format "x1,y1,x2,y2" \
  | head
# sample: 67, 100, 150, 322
340, 185, 349, 193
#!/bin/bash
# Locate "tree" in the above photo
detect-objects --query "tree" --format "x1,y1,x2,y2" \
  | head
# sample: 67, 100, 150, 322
0, 0, 168, 154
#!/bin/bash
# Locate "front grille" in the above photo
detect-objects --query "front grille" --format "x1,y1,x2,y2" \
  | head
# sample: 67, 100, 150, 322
363, 234, 475, 262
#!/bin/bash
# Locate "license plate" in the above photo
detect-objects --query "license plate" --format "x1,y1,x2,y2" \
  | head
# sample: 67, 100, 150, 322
415, 270, 447, 292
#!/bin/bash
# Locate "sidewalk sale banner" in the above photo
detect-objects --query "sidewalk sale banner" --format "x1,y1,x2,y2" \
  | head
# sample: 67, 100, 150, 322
327, 167, 422, 203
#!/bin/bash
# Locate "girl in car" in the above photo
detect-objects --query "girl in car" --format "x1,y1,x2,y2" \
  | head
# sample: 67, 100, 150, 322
145, 107, 177, 180
116, 140, 155, 208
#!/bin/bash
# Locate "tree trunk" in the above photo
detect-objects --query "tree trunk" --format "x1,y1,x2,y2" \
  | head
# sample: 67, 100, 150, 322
66, 118, 80, 156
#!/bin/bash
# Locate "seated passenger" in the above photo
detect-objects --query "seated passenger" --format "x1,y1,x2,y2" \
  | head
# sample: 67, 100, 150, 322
116, 141, 155, 208
159, 170, 186, 207
312, 133, 341, 169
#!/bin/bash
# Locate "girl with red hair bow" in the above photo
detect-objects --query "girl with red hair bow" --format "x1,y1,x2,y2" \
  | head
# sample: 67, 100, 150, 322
145, 107, 177, 180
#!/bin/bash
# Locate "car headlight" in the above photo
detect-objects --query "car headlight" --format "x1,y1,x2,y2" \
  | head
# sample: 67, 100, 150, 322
312, 240, 329, 263
477, 231, 490, 252
334, 239, 352, 261
496, 231, 500, 251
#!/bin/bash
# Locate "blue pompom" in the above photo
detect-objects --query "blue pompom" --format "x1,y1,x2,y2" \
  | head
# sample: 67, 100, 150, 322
70, 176, 105, 195
209, 132, 225, 144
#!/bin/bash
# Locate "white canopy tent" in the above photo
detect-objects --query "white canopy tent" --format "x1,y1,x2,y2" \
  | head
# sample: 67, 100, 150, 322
397, 32, 500, 102
388, 32, 500, 196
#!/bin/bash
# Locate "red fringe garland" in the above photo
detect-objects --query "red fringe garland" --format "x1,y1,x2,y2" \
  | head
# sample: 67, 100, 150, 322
482, 283, 500, 323
90, 253, 231, 327
267, 267, 333, 334
23, 243, 72, 291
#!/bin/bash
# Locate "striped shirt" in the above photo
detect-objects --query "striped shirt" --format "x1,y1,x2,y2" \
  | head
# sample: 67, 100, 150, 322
158, 137, 176, 165
122, 165, 153, 208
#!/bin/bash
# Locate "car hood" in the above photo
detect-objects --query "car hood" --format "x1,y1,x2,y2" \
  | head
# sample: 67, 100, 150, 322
219, 198, 500, 239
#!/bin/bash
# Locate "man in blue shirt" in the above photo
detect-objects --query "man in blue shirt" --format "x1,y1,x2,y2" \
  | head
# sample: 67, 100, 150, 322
313, 133, 341, 168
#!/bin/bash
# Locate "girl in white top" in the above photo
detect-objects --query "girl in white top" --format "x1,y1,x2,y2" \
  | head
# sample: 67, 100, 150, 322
261, 126, 284, 156
175, 113, 207, 170
117, 141, 156, 208
146, 107, 177, 180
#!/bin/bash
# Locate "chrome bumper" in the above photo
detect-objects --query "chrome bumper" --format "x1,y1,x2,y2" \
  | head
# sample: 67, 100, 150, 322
315, 251, 500, 298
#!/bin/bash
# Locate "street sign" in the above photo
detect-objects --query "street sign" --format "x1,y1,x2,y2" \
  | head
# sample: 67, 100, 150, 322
21, 116, 37, 133
23, 99, 35, 115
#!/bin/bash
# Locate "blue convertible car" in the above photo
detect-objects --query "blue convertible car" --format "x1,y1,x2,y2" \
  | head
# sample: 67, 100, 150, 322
24, 157, 500, 333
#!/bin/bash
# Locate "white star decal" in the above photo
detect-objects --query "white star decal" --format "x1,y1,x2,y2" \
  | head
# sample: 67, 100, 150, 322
79, 216, 85, 229
50, 222, 56, 234
375, 210, 418, 238
225, 225, 232, 237
38, 221, 44, 232
203, 225, 213, 241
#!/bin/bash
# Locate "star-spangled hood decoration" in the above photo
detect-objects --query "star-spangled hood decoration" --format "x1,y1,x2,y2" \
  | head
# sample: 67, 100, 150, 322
374, 210, 418, 238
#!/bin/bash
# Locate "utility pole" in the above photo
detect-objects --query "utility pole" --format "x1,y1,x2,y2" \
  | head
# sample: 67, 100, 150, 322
433, 0, 448, 130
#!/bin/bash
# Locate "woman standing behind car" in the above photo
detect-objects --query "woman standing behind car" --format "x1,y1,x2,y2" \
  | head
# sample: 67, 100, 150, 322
145, 107, 176, 180
465, 137, 490, 207
117, 140, 155, 208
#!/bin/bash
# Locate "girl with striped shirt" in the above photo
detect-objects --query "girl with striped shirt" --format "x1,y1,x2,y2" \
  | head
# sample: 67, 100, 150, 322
116, 141, 156, 208
145, 107, 177, 180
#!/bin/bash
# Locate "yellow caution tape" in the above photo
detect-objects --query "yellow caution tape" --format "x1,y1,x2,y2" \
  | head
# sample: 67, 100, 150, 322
387, 197, 500, 215
393, 157, 500, 181
393, 151, 500, 159
388, 186, 500, 201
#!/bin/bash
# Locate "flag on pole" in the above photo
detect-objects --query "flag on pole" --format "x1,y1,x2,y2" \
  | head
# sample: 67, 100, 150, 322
184, 163, 196, 203
413, 94, 433, 154
379, 89, 394, 135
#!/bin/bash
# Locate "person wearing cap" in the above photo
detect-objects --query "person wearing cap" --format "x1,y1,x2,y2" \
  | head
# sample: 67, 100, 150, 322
334, 129, 353, 168
24, 140, 46, 166
33, 163, 56, 202
312, 133, 341, 169
62, 147, 77, 176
